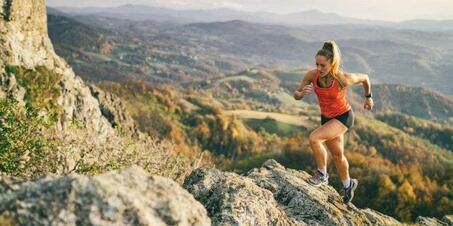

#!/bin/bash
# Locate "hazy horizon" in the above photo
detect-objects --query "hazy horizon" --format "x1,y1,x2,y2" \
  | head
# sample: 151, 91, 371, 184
46, 0, 453, 22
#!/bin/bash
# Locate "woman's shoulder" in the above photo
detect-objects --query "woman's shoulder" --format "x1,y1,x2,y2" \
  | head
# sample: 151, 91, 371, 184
335, 71, 348, 89
336, 70, 347, 78
307, 69, 318, 75
304, 69, 318, 80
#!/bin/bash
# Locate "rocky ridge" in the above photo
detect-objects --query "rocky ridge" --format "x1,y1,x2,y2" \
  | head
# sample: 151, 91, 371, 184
2, 159, 451, 225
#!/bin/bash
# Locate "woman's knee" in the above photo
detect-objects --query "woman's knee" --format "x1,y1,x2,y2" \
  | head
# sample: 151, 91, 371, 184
331, 153, 344, 161
309, 131, 322, 143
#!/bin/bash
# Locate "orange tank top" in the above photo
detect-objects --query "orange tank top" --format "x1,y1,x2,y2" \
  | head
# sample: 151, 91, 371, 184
313, 70, 351, 118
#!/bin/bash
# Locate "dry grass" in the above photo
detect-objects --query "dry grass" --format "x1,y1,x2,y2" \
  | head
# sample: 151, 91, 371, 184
2, 122, 209, 184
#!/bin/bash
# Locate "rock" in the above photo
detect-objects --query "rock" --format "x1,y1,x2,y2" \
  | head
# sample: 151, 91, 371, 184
0, 0, 137, 140
361, 208, 404, 226
183, 167, 303, 226
247, 159, 396, 225
0, 159, 449, 226
416, 216, 450, 226
442, 215, 453, 225
184, 159, 403, 226
88, 84, 139, 137
0, 68, 26, 106
0, 166, 211, 226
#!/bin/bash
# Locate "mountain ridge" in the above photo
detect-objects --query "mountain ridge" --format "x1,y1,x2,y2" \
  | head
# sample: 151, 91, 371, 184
52, 4, 453, 31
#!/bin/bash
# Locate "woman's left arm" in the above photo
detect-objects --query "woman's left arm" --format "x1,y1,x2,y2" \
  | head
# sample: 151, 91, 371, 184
340, 71, 373, 111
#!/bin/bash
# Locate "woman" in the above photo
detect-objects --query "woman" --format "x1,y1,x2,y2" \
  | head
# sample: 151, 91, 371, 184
293, 40, 373, 204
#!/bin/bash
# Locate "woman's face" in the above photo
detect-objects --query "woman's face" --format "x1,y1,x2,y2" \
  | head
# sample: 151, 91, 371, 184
315, 55, 332, 76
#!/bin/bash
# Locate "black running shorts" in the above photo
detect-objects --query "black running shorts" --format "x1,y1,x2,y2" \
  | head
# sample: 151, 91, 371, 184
321, 109, 355, 131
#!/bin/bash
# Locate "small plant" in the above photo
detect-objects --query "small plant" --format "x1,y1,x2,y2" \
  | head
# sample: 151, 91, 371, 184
0, 99, 55, 176
2, 0, 12, 21
5, 65, 63, 123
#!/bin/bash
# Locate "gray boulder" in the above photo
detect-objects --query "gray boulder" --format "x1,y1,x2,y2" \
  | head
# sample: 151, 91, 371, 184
0, 166, 210, 226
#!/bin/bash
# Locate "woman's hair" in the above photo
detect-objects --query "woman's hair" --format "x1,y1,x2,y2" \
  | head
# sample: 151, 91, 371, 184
316, 40, 342, 76
316, 40, 344, 88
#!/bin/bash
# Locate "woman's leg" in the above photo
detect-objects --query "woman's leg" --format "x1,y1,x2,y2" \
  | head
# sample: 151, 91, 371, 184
313, 119, 358, 203
309, 119, 348, 171
325, 133, 350, 182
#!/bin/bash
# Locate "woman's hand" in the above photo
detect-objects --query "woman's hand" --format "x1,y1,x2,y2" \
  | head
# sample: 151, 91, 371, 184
364, 97, 374, 110
294, 84, 313, 100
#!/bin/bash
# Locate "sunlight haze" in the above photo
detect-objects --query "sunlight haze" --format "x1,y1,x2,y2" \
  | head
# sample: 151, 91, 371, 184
46, 0, 453, 21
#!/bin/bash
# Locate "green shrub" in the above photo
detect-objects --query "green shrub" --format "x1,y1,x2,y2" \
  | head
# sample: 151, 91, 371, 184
0, 99, 55, 176
5, 65, 63, 122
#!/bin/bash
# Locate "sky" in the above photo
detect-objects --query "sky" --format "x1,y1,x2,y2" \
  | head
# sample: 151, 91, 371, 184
46, 0, 453, 22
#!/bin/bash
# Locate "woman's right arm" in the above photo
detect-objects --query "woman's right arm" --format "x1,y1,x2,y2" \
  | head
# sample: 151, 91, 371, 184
293, 70, 314, 100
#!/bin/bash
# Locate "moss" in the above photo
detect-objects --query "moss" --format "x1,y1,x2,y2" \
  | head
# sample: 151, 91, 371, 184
76, 160, 122, 175
2, 0, 13, 21
4, 64, 17, 74
5, 65, 64, 123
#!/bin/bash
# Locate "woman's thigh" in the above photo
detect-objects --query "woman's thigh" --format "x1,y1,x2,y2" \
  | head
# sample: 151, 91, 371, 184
325, 133, 344, 157
310, 119, 348, 142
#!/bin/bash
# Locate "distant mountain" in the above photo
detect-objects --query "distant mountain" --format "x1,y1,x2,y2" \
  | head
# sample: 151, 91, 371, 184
47, 12, 453, 95
54, 5, 389, 26
47, 13, 248, 83
48, 14, 112, 52
170, 21, 453, 95
46, 7, 69, 16
54, 5, 453, 31
397, 19, 453, 31
47, 14, 131, 82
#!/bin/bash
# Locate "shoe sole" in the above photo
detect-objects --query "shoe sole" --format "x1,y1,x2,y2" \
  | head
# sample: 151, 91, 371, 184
343, 179, 358, 204
308, 179, 329, 187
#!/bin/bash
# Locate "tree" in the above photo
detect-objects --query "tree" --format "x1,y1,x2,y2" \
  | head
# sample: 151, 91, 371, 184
396, 180, 417, 221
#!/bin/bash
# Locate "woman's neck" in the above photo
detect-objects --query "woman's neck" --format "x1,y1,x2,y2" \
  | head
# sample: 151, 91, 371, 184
320, 71, 333, 78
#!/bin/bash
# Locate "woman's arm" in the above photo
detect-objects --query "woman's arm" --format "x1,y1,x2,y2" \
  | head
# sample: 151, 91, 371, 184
340, 71, 371, 96
294, 70, 314, 100
340, 71, 374, 110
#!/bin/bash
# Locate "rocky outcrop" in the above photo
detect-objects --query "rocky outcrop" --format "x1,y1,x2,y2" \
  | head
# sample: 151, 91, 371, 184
184, 159, 449, 226
416, 215, 453, 226
1, 160, 451, 225
183, 166, 301, 226
88, 84, 139, 137
442, 215, 453, 225
0, 0, 136, 140
0, 166, 211, 226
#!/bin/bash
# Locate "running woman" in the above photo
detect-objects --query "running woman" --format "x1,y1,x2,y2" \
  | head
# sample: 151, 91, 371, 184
293, 40, 374, 204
